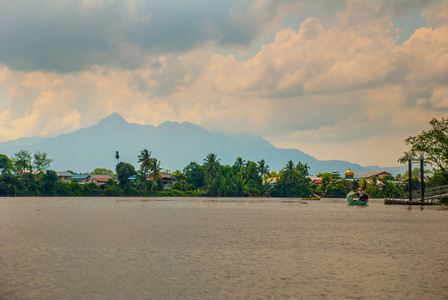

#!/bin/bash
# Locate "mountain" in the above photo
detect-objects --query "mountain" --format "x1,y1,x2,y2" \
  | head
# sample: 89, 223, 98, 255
0, 113, 406, 175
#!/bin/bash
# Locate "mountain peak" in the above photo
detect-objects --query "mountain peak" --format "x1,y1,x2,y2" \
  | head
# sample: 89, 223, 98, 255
98, 113, 128, 126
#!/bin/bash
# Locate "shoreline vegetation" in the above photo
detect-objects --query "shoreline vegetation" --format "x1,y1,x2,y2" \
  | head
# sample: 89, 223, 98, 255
0, 151, 436, 201
1, 117, 447, 202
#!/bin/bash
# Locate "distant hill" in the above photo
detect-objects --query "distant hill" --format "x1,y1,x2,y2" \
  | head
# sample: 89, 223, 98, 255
0, 113, 406, 175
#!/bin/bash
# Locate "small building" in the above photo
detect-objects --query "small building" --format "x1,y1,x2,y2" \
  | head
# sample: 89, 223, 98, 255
355, 171, 392, 180
308, 176, 322, 185
56, 171, 74, 182
71, 174, 90, 185
264, 177, 279, 186
90, 175, 117, 188
147, 173, 177, 190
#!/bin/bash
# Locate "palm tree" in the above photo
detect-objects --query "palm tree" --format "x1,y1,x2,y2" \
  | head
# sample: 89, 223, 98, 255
233, 157, 245, 174
138, 149, 152, 190
203, 153, 221, 179
138, 149, 152, 172
281, 160, 296, 183
150, 159, 162, 191
257, 159, 270, 179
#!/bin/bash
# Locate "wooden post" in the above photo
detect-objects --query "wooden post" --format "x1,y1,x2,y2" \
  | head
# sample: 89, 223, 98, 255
420, 154, 424, 202
408, 153, 412, 202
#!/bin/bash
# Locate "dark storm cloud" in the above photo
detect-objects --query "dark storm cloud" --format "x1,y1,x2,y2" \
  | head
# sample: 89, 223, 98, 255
0, 0, 293, 73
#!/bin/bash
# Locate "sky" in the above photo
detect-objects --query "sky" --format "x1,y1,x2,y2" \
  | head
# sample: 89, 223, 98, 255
0, 0, 447, 168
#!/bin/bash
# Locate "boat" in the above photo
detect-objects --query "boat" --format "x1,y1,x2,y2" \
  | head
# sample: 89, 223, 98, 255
301, 195, 322, 200
347, 191, 369, 205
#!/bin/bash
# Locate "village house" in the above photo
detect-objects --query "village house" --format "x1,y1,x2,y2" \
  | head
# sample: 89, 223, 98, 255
89, 174, 116, 188
71, 174, 90, 185
147, 173, 177, 190
56, 171, 74, 182
308, 176, 322, 185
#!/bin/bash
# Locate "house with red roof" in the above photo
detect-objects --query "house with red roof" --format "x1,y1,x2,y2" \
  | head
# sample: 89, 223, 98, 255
89, 174, 117, 188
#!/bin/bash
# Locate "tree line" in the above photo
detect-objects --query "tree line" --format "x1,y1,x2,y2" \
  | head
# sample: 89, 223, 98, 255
1, 117, 447, 199
0, 149, 431, 199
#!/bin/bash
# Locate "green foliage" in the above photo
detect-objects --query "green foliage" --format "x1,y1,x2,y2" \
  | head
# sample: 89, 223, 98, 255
273, 160, 313, 197
183, 162, 205, 189
426, 168, 448, 187
82, 182, 103, 196
233, 157, 245, 174
12, 150, 53, 173
257, 159, 270, 179
64, 182, 84, 196
92, 168, 114, 176
12, 150, 33, 172
4, 151, 425, 200
0, 173, 23, 196
116, 162, 137, 189
0, 154, 15, 173
40, 170, 60, 196
105, 179, 123, 196
138, 149, 152, 179
399, 117, 448, 172
33, 150, 53, 172
325, 183, 348, 198
21, 172, 40, 196
203, 153, 221, 179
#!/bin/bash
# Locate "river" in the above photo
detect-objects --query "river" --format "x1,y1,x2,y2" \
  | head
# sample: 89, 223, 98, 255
0, 197, 447, 299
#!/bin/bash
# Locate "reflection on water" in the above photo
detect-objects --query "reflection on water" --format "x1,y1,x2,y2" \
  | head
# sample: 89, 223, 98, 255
1, 197, 447, 299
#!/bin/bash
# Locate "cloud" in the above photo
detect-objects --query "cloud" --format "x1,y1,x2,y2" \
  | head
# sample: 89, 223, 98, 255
0, 0, 447, 167
378, 0, 443, 16
0, 0, 317, 73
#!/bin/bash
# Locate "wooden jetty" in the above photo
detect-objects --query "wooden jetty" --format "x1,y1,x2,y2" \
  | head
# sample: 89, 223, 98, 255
384, 184, 448, 206
384, 199, 440, 206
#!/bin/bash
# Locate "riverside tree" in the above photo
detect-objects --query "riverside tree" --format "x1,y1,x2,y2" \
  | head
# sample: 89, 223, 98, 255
0, 154, 15, 174
203, 153, 221, 180
33, 150, 53, 172
116, 162, 137, 189
399, 117, 448, 185
12, 150, 33, 172
273, 160, 313, 197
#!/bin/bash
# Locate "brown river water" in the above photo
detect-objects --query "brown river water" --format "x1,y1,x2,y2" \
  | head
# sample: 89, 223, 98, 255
0, 197, 447, 299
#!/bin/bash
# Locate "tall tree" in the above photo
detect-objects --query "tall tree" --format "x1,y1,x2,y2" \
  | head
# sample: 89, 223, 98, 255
399, 117, 448, 172
0, 154, 15, 174
275, 160, 313, 197
183, 162, 205, 189
281, 160, 297, 183
138, 149, 152, 179
12, 150, 33, 172
33, 150, 52, 172
233, 157, 246, 174
116, 162, 137, 189
203, 153, 221, 179
150, 159, 162, 191
257, 159, 270, 178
